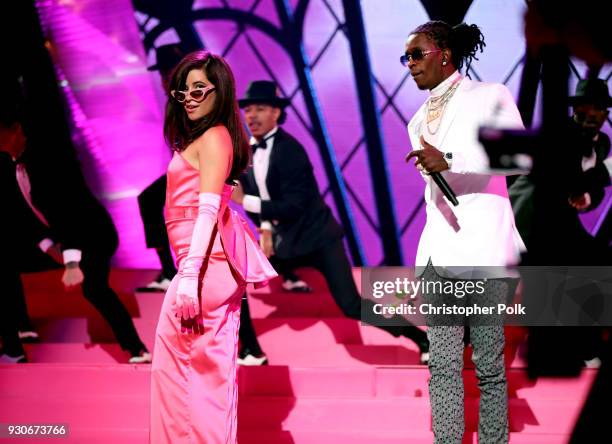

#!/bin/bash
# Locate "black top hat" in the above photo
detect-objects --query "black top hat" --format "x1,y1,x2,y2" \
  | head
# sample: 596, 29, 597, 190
238, 81, 290, 108
147, 43, 189, 73
568, 78, 612, 108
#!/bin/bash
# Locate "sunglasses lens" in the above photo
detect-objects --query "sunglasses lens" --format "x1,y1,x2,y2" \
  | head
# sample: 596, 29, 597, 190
401, 49, 424, 65
172, 91, 187, 102
190, 89, 205, 100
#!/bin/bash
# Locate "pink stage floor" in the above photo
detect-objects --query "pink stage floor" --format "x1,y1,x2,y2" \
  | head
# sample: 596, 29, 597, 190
0, 269, 596, 443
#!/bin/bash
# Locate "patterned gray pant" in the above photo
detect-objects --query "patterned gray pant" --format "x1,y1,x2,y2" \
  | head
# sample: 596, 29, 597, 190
422, 265, 510, 444
428, 325, 507, 443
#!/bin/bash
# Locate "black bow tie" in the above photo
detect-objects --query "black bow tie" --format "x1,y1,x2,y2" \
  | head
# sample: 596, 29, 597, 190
251, 135, 275, 153
251, 140, 267, 152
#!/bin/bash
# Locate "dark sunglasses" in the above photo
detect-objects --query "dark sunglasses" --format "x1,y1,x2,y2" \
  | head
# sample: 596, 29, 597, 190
170, 85, 216, 103
400, 49, 442, 66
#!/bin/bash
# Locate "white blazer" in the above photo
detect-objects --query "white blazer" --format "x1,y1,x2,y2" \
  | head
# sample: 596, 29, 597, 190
407, 77, 525, 268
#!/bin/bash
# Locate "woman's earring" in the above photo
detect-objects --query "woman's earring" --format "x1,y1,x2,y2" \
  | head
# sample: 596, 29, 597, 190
442, 60, 447, 66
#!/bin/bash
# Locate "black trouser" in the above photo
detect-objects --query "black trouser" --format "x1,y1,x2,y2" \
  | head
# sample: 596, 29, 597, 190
280, 239, 428, 347
1, 243, 56, 356
239, 294, 263, 355
1, 267, 26, 356
268, 256, 303, 283
137, 175, 176, 279
79, 243, 147, 355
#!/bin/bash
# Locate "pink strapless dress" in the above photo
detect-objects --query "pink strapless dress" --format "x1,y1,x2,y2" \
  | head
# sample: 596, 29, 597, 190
150, 153, 277, 444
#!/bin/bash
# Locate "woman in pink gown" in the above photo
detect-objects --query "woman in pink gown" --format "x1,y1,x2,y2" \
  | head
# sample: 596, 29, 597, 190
150, 51, 277, 444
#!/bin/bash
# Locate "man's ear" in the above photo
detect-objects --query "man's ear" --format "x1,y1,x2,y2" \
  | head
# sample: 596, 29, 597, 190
273, 107, 281, 120
442, 48, 451, 66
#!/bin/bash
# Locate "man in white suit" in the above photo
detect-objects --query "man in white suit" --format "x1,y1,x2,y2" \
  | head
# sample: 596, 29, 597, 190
404, 21, 524, 443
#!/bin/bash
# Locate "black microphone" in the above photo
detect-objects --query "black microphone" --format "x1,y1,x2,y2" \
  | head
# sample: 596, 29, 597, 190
430, 172, 459, 206
405, 147, 458, 206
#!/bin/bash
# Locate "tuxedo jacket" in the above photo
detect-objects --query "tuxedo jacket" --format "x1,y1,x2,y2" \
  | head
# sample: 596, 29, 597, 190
407, 77, 525, 267
3, 147, 118, 255
239, 127, 343, 259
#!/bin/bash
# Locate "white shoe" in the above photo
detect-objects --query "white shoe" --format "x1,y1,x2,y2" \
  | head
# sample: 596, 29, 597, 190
129, 351, 152, 364
237, 353, 268, 366
18, 330, 39, 341
0, 353, 27, 364
584, 357, 602, 368
282, 279, 312, 293
146, 278, 171, 291
420, 352, 430, 365
138, 275, 172, 292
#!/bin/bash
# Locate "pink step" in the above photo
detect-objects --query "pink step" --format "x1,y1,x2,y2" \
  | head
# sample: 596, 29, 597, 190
0, 426, 570, 444
25, 323, 526, 369
0, 364, 591, 442
23, 343, 139, 364
248, 267, 362, 294
1, 364, 595, 401
20, 268, 351, 319
237, 396, 584, 434
0, 391, 584, 435
237, 430, 569, 444
0, 364, 150, 397
50, 428, 148, 444
23, 341, 422, 367
31, 317, 158, 350
21, 270, 155, 318
246, 291, 344, 318
29, 315, 418, 345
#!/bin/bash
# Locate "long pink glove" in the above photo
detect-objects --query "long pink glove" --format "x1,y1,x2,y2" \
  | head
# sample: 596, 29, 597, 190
173, 192, 221, 321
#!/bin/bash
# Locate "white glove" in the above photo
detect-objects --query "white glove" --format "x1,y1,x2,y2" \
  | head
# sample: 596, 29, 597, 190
173, 192, 221, 321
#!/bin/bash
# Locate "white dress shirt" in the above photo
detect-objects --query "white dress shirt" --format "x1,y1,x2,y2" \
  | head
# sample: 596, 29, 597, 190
243, 127, 278, 231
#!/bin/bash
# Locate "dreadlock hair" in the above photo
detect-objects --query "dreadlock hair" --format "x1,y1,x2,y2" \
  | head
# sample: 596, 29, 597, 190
411, 21, 486, 75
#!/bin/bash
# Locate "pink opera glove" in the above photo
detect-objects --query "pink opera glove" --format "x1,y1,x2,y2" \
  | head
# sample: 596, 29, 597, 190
173, 192, 221, 321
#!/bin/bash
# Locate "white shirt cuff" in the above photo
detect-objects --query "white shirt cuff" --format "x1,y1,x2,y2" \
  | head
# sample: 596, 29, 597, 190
604, 157, 612, 177
243, 195, 262, 214
62, 249, 82, 264
38, 238, 54, 253
260, 221, 273, 231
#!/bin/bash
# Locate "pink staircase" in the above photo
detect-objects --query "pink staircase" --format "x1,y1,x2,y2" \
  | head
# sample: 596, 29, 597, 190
0, 268, 595, 443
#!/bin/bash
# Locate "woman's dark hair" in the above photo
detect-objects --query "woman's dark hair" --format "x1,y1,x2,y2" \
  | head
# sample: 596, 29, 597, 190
411, 21, 485, 74
164, 50, 250, 181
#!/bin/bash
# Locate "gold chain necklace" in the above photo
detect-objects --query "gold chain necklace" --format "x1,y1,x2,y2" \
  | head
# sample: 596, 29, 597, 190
426, 80, 460, 135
